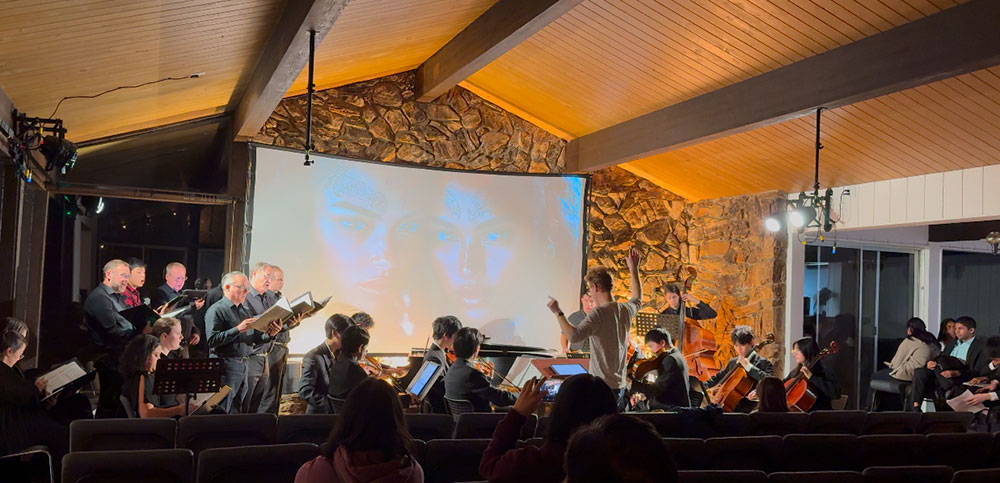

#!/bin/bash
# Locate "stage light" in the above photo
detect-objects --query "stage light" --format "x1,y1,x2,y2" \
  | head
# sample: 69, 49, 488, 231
764, 215, 783, 232
789, 206, 817, 228
39, 135, 77, 175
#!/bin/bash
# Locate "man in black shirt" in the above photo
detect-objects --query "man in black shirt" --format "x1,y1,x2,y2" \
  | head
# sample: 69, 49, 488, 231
299, 314, 354, 414
705, 325, 774, 412
424, 315, 462, 413
628, 328, 690, 410
660, 283, 717, 320
259, 264, 290, 414
328, 325, 371, 404
205, 271, 281, 413
149, 262, 203, 358
241, 262, 275, 413
83, 259, 141, 417
444, 327, 516, 412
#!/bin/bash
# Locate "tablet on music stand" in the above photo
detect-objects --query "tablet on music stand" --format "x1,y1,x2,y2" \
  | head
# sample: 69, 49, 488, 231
405, 360, 443, 402
550, 363, 587, 376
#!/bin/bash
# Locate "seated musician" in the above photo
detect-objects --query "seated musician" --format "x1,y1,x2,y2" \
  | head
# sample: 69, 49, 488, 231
424, 315, 462, 414
660, 283, 716, 320
784, 337, 840, 411
327, 325, 371, 404
705, 325, 774, 412
119, 334, 197, 418
628, 328, 690, 410
444, 327, 516, 412
299, 314, 355, 414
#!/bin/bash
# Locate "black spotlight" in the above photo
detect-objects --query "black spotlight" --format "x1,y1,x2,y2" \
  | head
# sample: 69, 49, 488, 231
40, 135, 77, 175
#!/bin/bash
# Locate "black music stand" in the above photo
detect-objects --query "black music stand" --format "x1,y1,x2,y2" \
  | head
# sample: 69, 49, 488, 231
634, 312, 683, 344
152, 358, 223, 416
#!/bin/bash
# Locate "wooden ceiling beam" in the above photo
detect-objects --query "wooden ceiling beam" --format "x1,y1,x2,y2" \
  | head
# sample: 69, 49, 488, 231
415, 0, 583, 102
229, 0, 349, 140
567, 0, 1000, 172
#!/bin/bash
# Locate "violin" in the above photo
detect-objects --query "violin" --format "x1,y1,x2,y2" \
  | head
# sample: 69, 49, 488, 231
629, 347, 668, 382
709, 333, 775, 411
784, 341, 839, 412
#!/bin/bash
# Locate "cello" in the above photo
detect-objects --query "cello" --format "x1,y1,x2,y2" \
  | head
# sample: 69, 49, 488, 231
675, 270, 720, 383
708, 333, 775, 411
784, 341, 839, 412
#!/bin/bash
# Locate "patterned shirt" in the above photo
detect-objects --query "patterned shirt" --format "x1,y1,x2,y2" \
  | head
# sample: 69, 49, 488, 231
123, 284, 142, 308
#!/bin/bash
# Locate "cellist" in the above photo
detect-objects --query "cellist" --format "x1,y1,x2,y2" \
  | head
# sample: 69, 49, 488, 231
660, 284, 717, 320
705, 326, 775, 412
783, 337, 840, 411
627, 328, 690, 410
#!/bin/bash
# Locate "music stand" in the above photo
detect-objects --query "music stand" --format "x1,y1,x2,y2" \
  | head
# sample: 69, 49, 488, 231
634, 312, 684, 344
151, 358, 223, 416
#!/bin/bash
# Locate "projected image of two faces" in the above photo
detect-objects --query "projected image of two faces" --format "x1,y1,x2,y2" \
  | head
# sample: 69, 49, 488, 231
316, 162, 584, 347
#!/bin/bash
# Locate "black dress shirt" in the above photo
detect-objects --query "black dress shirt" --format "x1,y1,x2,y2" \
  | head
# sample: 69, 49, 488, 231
83, 283, 138, 354
205, 297, 270, 358
660, 301, 717, 320
299, 343, 335, 414
444, 358, 517, 412
631, 347, 691, 410
328, 354, 369, 400
194, 286, 224, 341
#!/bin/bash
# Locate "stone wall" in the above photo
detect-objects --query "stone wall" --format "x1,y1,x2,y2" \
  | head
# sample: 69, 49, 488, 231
255, 70, 786, 373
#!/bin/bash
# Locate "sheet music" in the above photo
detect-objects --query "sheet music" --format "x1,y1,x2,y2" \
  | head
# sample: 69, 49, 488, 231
947, 389, 987, 413
41, 360, 87, 394
251, 297, 293, 331
289, 292, 313, 314
193, 386, 231, 415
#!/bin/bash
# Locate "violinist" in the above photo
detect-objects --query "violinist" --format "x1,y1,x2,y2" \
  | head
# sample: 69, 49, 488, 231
660, 284, 716, 320
425, 315, 462, 414
628, 328, 690, 410
706, 326, 774, 412
784, 337, 840, 411
444, 327, 516, 412
327, 325, 372, 402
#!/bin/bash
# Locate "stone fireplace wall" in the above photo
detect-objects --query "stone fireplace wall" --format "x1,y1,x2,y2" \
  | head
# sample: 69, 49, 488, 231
254, 70, 787, 373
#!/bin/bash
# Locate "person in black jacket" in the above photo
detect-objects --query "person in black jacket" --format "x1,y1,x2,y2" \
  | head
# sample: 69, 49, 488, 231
705, 325, 775, 412
444, 327, 516, 412
628, 328, 690, 410
423, 315, 462, 413
910, 316, 990, 411
149, 262, 204, 358
784, 337, 840, 411
660, 283, 716, 320
327, 325, 371, 406
0, 331, 69, 462
299, 314, 355, 413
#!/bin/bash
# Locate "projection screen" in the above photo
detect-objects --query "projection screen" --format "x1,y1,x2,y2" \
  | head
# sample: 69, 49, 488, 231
248, 146, 588, 354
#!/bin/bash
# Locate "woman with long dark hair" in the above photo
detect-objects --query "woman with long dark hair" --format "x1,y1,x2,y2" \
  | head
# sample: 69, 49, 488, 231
119, 334, 196, 418
938, 318, 957, 351
754, 376, 789, 413
296, 378, 422, 482
479, 374, 617, 482
784, 337, 840, 411
868, 318, 937, 409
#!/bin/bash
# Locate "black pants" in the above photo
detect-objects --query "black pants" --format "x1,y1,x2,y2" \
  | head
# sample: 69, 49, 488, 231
94, 356, 123, 418
241, 354, 269, 413
259, 344, 288, 414
910, 366, 967, 408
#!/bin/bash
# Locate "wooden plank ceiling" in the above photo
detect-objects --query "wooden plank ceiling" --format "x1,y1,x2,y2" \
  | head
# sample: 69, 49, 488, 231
0, 0, 286, 142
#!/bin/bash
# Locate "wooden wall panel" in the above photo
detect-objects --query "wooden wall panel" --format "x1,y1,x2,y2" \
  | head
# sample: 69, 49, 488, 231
942, 170, 964, 219
962, 167, 984, 217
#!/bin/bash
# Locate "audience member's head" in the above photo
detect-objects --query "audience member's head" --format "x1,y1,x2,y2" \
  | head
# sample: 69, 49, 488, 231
324, 314, 355, 345
643, 327, 673, 352
731, 325, 755, 357
432, 315, 462, 348
322, 378, 413, 461
126, 258, 146, 289
1, 330, 27, 367
565, 414, 677, 483
954, 316, 976, 342
453, 327, 485, 359
755, 376, 788, 413
584, 266, 613, 296
546, 374, 617, 446
103, 259, 130, 293
151, 317, 183, 352
2, 317, 29, 338
938, 318, 956, 344
791, 337, 820, 371
337, 325, 370, 359
119, 334, 163, 377
351, 312, 374, 331
905, 317, 937, 345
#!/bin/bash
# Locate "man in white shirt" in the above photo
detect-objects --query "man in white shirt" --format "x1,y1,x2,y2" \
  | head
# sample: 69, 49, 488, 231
547, 247, 642, 408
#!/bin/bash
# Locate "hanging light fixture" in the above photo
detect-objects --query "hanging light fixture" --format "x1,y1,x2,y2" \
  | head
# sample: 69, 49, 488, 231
987, 231, 1000, 255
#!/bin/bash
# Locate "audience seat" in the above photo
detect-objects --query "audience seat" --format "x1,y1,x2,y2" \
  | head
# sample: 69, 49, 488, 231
711, 412, 751, 437
177, 414, 278, 456
0, 446, 54, 483
807, 410, 866, 435
767, 471, 863, 483
750, 412, 808, 436
861, 465, 953, 483
276, 415, 338, 444
631, 412, 683, 437
535, 416, 551, 438
69, 418, 176, 452
951, 468, 1000, 482
705, 436, 782, 473
859, 434, 927, 467
662, 438, 706, 471
423, 439, 489, 483
406, 414, 456, 441
782, 434, 859, 472
677, 470, 767, 483
918, 412, 973, 434
863, 411, 920, 434
454, 413, 536, 439
196, 443, 319, 483
411, 439, 427, 467
62, 448, 193, 483
926, 433, 995, 470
